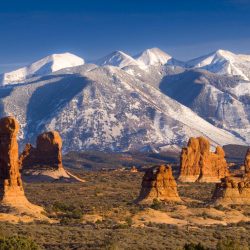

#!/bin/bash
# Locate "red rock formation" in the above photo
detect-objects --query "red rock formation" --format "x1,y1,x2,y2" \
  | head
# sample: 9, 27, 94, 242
244, 149, 250, 176
0, 116, 46, 218
19, 131, 85, 182
0, 116, 23, 203
136, 164, 181, 203
20, 131, 63, 170
179, 137, 201, 182
212, 176, 250, 205
130, 166, 138, 173
19, 143, 34, 169
212, 148, 250, 205
178, 137, 228, 183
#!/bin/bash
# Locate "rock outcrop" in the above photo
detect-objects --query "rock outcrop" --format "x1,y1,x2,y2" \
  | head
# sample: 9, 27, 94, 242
244, 149, 250, 176
178, 137, 228, 183
20, 131, 63, 170
136, 164, 181, 203
19, 131, 84, 182
130, 166, 138, 173
212, 176, 250, 205
0, 116, 48, 221
212, 148, 250, 205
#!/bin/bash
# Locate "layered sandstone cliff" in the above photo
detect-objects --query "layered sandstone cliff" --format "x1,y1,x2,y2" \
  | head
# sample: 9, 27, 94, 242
136, 164, 181, 203
0, 116, 48, 221
178, 137, 228, 183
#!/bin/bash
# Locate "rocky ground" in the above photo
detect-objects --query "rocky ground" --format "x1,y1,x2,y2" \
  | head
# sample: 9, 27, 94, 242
0, 167, 249, 250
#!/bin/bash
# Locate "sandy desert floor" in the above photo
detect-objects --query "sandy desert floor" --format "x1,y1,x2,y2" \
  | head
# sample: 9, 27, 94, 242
0, 168, 249, 249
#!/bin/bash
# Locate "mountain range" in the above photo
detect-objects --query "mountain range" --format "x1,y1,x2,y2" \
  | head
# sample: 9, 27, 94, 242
0, 48, 249, 152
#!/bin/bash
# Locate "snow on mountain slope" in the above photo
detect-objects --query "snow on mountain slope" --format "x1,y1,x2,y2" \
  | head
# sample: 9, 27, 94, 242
0, 53, 84, 85
0, 66, 244, 153
95, 51, 142, 68
122, 64, 185, 87
134, 48, 172, 66
0, 48, 249, 152
159, 69, 250, 142
53, 63, 98, 75
186, 49, 250, 80
134, 48, 185, 68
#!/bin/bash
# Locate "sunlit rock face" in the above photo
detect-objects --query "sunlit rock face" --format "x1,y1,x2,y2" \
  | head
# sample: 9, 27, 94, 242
0, 116, 46, 219
244, 149, 250, 177
20, 131, 63, 171
0, 116, 24, 204
19, 131, 84, 182
136, 164, 181, 204
212, 176, 250, 205
212, 149, 250, 205
178, 137, 228, 183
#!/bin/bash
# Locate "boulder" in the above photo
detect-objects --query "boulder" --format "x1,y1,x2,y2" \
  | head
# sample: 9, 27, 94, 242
136, 164, 181, 203
178, 137, 228, 183
0, 116, 48, 221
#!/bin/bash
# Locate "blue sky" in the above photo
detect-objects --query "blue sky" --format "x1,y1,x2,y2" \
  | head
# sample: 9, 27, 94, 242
0, 0, 250, 73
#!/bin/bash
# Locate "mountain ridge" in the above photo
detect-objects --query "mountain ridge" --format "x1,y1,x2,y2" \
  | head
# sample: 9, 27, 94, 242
186, 49, 250, 80
0, 64, 245, 153
0, 47, 249, 152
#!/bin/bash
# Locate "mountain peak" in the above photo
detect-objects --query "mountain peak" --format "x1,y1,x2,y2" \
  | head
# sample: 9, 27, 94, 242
213, 49, 236, 60
134, 47, 172, 66
30, 52, 85, 73
186, 49, 250, 80
95, 50, 140, 68
0, 52, 84, 85
215, 49, 231, 54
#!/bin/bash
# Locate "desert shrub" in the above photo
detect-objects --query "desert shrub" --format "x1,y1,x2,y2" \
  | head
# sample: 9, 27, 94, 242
52, 201, 74, 212
95, 219, 102, 224
187, 201, 202, 208
171, 214, 186, 220
125, 216, 133, 227
150, 198, 162, 210
52, 201, 82, 220
105, 240, 120, 250
59, 217, 74, 225
216, 238, 249, 250
230, 204, 237, 209
200, 212, 223, 221
183, 242, 207, 250
214, 205, 227, 211
0, 236, 40, 250
200, 212, 208, 219
115, 223, 130, 229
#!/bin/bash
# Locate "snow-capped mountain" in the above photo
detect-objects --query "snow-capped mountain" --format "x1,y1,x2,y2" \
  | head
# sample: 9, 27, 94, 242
95, 50, 141, 68
0, 48, 249, 152
159, 69, 250, 142
186, 49, 250, 81
134, 48, 172, 66
0, 64, 244, 153
0, 53, 84, 85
